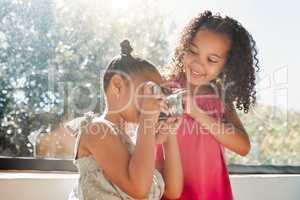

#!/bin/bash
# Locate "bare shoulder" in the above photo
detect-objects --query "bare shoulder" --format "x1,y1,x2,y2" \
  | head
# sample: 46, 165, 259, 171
82, 122, 117, 144
79, 121, 131, 176
76, 121, 113, 156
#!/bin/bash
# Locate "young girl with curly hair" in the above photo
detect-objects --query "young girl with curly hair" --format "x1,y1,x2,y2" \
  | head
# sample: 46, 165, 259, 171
157, 11, 259, 200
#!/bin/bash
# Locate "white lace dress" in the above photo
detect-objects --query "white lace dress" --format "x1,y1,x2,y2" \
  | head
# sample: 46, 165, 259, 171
66, 113, 165, 200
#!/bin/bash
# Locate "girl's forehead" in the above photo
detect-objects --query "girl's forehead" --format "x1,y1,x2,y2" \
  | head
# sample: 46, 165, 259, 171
192, 29, 231, 54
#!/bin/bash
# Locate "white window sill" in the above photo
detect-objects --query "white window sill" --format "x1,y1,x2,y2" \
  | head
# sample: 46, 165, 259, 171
0, 170, 299, 179
0, 170, 300, 200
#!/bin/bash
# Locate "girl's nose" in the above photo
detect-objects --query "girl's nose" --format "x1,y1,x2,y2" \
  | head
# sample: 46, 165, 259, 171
191, 61, 206, 74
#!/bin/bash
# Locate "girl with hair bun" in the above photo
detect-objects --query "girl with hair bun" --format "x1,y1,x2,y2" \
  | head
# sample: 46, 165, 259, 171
68, 40, 183, 200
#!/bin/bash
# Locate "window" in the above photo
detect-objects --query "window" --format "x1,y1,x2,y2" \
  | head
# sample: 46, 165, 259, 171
0, 0, 299, 173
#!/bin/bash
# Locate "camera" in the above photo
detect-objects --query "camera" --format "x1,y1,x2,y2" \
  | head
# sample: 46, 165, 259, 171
152, 84, 186, 119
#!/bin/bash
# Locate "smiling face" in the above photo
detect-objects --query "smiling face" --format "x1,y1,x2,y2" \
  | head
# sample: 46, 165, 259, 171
183, 29, 231, 87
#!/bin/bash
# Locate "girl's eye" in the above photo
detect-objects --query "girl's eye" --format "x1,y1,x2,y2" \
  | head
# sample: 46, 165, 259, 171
208, 58, 218, 63
188, 48, 198, 55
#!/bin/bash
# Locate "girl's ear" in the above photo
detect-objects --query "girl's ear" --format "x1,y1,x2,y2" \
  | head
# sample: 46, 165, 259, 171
110, 74, 124, 97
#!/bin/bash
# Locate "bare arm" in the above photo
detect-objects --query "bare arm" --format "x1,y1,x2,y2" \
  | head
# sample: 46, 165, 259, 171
161, 134, 183, 199
82, 82, 165, 199
155, 118, 183, 199
83, 116, 157, 199
187, 97, 251, 156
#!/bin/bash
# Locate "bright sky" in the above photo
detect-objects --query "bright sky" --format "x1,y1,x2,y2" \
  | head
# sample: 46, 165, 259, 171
161, 0, 300, 112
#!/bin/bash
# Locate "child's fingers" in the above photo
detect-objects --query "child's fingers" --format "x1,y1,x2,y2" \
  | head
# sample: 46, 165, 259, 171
158, 99, 169, 115
166, 116, 182, 129
156, 121, 164, 130
175, 116, 183, 127
182, 93, 188, 105
166, 116, 176, 123
177, 116, 183, 122
155, 132, 169, 144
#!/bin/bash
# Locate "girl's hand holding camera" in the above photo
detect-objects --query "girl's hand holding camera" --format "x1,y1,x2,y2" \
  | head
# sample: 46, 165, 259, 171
139, 81, 168, 123
155, 116, 182, 144
139, 81, 181, 144
183, 94, 206, 119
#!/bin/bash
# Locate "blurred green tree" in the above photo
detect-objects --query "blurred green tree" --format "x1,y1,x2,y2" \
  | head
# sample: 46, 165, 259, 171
0, 0, 171, 157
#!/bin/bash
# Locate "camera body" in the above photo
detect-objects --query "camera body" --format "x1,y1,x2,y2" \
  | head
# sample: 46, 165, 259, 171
152, 84, 185, 119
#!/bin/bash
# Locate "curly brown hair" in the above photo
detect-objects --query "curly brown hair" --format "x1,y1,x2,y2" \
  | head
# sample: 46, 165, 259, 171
169, 10, 259, 113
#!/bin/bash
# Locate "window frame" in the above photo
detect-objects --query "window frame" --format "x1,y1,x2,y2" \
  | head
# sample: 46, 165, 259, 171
1, 156, 300, 174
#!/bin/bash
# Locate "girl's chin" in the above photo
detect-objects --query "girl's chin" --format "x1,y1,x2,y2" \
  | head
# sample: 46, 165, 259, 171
187, 78, 209, 86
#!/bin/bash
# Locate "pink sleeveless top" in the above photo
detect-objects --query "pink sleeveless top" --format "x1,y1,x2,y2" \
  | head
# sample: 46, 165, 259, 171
157, 94, 233, 200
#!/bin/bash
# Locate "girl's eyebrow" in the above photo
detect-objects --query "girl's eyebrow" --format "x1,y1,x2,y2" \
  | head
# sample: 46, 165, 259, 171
190, 43, 198, 48
191, 42, 223, 59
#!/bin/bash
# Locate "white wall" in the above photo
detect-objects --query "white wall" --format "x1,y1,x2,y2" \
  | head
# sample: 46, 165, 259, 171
0, 172, 300, 200
230, 175, 300, 200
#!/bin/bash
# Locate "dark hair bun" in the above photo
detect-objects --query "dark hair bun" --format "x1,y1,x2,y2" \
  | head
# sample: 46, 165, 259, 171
120, 39, 133, 56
